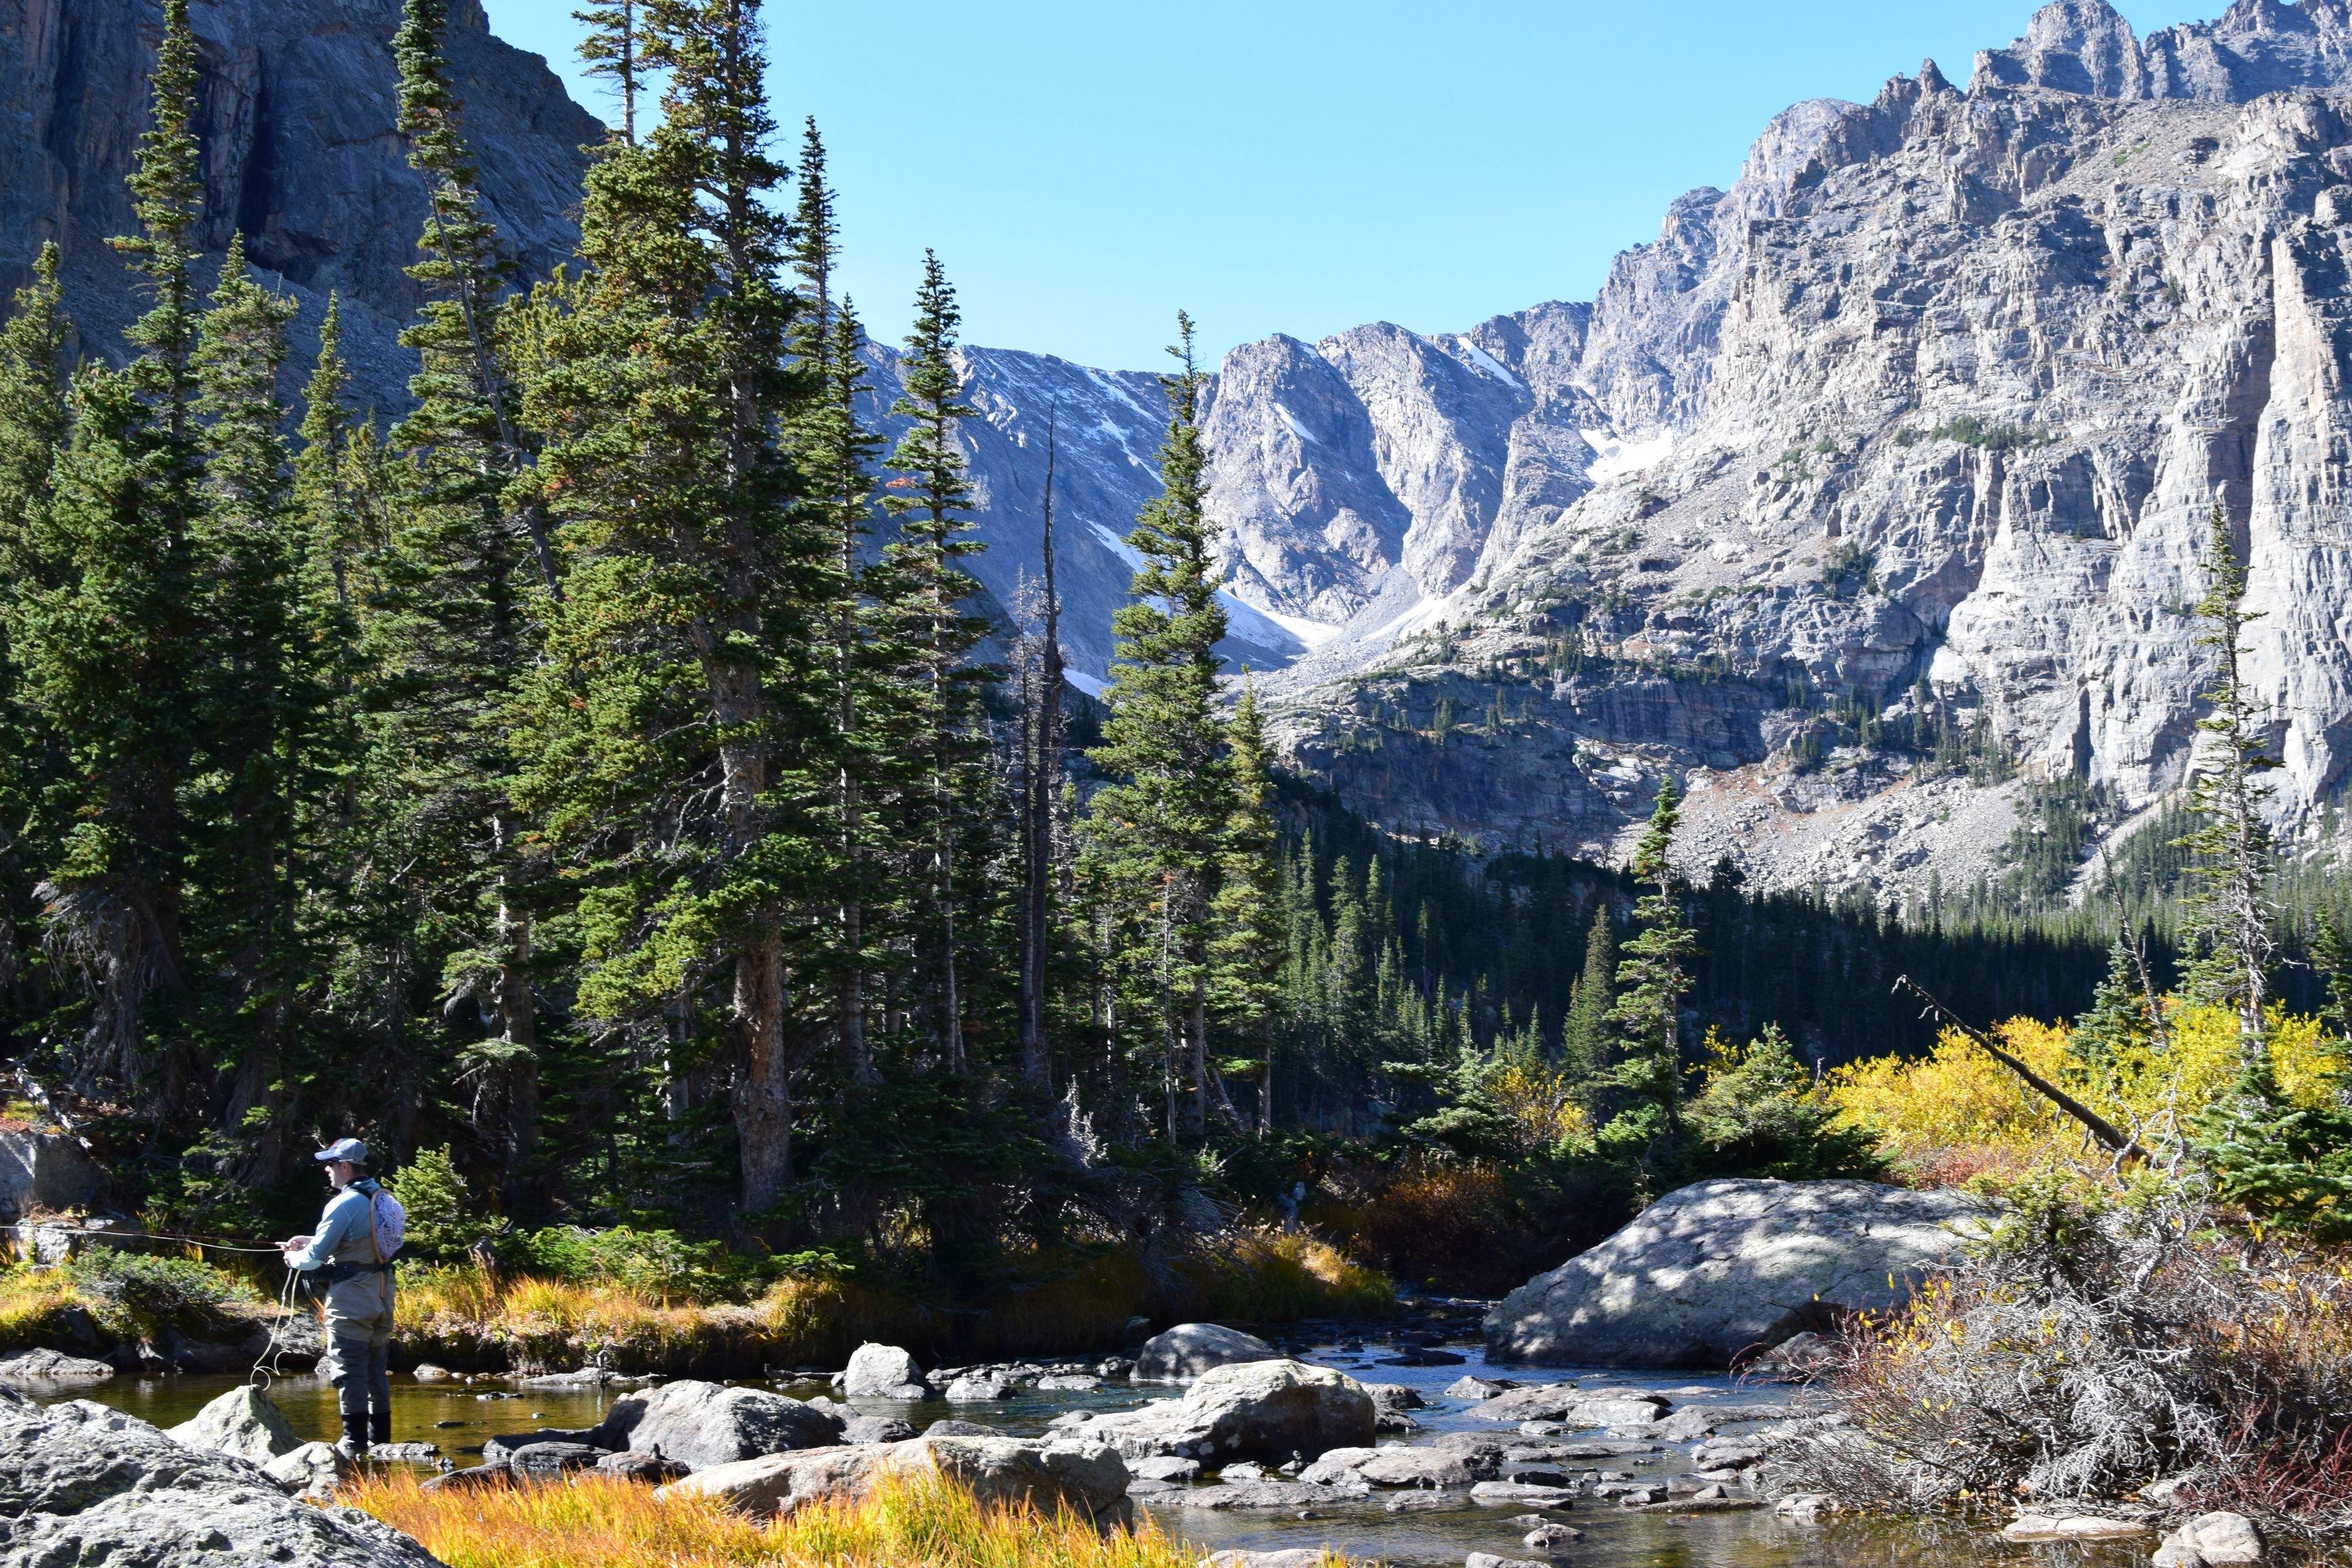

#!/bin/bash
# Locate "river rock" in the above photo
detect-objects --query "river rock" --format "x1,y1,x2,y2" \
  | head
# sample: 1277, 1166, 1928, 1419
1131, 1454, 1202, 1482
263, 1441, 353, 1499
1467, 1554, 1548, 1568
944, 1375, 1017, 1402
1357, 1446, 1492, 1487
1154, 1478, 1369, 1509
596, 1380, 840, 1472
841, 1343, 926, 1400
1134, 1323, 1279, 1382
1471, 1480, 1578, 1506
1743, 1331, 1838, 1380
484, 1426, 610, 1462
0, 1348, 114, 1383
2002, 1514, 2154, 1541
841, 1415, 919, 1445
596, 1450, 689, 1483
1037, 1373, 1102, 1391
1200, 1552, 1327, 1568
167, 1384, 301, 1463
368, 1443, 439, 1462
410, 1364, 454, 1381
2155, 1512, 2264, 1567
1523, 1523, 1583, 1550
926, 1418, 996, 1437
1446, 1375, 1512, 1399
519, 1369, 608, 1388
508, 1441, 606, 1478
1077, 1358, 1376, 1464
1486, 1180, 1993, 1368
0, 1390, 440, 1568
1775, 1492, 1840, 1521
661, 1433, 1132, 1527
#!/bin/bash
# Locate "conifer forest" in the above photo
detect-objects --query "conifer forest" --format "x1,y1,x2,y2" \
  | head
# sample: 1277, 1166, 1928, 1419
7, 0, 2352, 1326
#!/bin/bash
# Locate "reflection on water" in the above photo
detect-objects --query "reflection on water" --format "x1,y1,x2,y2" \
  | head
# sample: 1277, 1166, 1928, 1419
41, 1337, 2115, 1568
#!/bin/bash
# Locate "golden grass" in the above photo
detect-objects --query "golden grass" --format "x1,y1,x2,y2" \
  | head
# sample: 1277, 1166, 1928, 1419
396, 1232, 1392, 1373
347, 1467, 1284, 1568
0, 1266, 84, 1350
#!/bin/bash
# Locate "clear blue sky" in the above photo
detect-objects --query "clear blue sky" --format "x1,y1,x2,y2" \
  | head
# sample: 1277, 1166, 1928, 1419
480, 0, 2205, 370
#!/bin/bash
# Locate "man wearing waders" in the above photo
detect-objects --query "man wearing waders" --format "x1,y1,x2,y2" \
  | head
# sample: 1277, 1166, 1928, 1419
281, 1138, 403, 1456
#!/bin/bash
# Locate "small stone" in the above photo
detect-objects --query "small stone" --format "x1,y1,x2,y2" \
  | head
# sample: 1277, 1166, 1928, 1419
1774, 1492, 1839, 1522
1465, 1554, 1549, 1568
410, 1364, 454, 1382
2173, 1512, 2262, 1566
1523, 1523, 1584, 1550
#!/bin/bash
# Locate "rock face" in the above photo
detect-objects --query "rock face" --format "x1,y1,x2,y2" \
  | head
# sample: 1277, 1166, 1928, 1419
0, 1389, 442, 1568
1485, 1178, 1993, 1367
1075, 1359, 1376, 1463
661, 1433, 1132, 1527
595, 1380, 841, 1473
0, 0, 598, 412
1133, 1323, 1277, 1382
166, 1384, 301, 1463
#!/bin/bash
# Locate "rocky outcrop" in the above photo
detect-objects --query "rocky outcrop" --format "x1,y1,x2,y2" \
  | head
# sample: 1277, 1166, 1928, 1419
1071, 1359, 1375, 1463
167, 1384, 301, 1464
1133, 1323, 1277, 1382
0, 1389, 443, 1568
594, 1380, 841, 1473
0, 0, 598, 412
0, 1348, 114, 1382
1486, 1178, 1993, 1368
660, 1433, 1133, 1527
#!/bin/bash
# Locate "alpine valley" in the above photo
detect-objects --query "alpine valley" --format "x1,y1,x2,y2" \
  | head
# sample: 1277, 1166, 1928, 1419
14, 0, 2352, 898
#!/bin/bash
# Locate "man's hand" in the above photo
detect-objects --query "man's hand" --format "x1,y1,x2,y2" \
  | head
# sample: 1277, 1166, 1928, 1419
281, 1234, 312, 1256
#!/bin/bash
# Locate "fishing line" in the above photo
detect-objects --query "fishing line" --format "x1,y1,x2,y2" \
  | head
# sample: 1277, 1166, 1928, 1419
10, 1223, 285, 1255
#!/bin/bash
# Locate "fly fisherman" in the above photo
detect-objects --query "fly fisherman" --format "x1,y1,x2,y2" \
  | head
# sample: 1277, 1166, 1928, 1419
280, 1138, 404, 1456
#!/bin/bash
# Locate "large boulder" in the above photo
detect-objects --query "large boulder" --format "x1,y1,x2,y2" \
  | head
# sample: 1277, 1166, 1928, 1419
0, 1129, 106, 1220
0, 1389, 442, 1568
1076, 1359, 1375, 1464
1485, 1179, 1994, 1368
661, 1433, 1132, 1527
843, 1343, 929, 1401
167, 1384, 301, 1464
596, 1380, 841, 1472
1134, 1324, 1277, 1382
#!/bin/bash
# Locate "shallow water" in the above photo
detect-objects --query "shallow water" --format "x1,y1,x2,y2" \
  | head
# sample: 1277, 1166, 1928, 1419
42, 1336, 2132, 1568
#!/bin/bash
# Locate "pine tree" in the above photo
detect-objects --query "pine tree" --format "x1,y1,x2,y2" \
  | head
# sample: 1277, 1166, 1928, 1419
518, 0, 818, 1215
23, 0, 208, 1098
1211, 676, 1285, 1135
574, 0, 642, 143
2175, 502, 2277, 1061
1601, 777, 1697, 1174
1015, 413, 1067, 1090
881, 252, 990, 1073
1560, 906, 1616, 1087
1086, 312, 1232, 1141
0, 245, 72, 1054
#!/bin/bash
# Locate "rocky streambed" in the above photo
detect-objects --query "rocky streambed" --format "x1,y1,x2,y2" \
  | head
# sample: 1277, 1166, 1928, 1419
3, 1321, 2187, 1568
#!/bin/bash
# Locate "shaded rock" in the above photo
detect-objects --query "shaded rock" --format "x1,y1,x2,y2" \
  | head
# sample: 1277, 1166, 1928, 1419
1384, 1491, 1471, 1513
596, 1380, 841, 1473
841, 1415, 919, 1445
661, 1434, 1132, 1527
1774, 1492, 1840, 1521
2002, 1514, 2154, 1541
1037, 1374, 1102, 1391
1487, 1181, 1993, 1369
423, 1464, 516, 1494
1466, 1555, 1549, 1568
1742, 1331, 1838, 1381
595, 1449, 688, 1483
507, 1441, 604, 1478
0, 1348, 114, 1384
483, 1427, 610, 1462
1467, 1384, 1582, 1422
843, 1343, 926, 1401
1629, 1495, 1764, 1513
1134, 1323, 1278, 1382
0, 1389, 440, 1568
0, 1130, 105, 1221
1079, 1359, 1376, 1464
1152, 1478, 1369, 1509
1692, 1439, 1765, 1470
166, 1384, 299, 1464
926, 1418, 996, 1437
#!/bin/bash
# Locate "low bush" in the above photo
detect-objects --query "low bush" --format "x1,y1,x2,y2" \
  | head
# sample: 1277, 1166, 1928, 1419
64, 1249, 255, 1336
349, 1467, 1242, 1568
1770, 1174, 2352, 1537
0, 1266, 86, 1350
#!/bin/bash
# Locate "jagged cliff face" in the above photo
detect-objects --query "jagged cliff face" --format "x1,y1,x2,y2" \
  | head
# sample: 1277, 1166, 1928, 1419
1230, 0, 2352, 900
0, 0, 598, 402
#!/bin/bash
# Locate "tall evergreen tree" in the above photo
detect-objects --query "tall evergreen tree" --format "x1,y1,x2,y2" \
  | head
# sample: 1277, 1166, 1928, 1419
1211, 676, 1284, 1135
0, 246, 73, 1054
1086, 312, 1232, 1140
519, 0, 818, 1215
881, 252, 989, 1073
24, 0, 207, 1098
1560, 906, 1616, 1086
1015, 412, 1067, 1090
1601, 777, 1697, 1172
